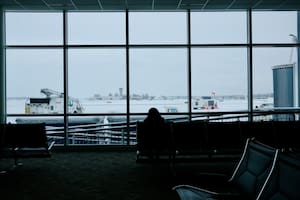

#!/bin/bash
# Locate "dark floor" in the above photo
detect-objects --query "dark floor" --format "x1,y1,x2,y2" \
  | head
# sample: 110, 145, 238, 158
0, 150, 238, 200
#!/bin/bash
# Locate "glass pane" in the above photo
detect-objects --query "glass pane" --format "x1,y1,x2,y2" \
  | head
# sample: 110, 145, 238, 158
129, 12, 187, 44
68, 12, 126, 45
130, 48, 188, 113
252, 11, 297, 44
67, 115, 128, 145
6, 12, 63, 45
191, 12, 247, 44
6, 49, 64, 114
191, 48, 248, 112
253, 47, 298, 110
68, 48, 126, 114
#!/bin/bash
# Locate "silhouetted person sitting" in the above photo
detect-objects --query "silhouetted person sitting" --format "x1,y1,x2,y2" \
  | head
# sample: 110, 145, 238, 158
143, 107, 167, 159
144, 107, 165, 125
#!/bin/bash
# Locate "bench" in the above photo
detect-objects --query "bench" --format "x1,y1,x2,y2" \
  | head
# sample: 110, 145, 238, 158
0, 123, 55, 166
173, 121, 245, 159
136, 120, 300, 162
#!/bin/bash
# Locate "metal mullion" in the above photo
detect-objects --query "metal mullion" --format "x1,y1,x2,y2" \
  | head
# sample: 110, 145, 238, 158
190, 44, 249, 47
67, 44, 126, 48
5, 45, 63, 48
6, 43, 300, 49
187, 9, 192, 121
126, 9, 130, 145
63, 10, 69, 146
252, 43, 300, 47
298, 11, 300, 108
247, 9, 253, 121
1, 8, 6, 124
128, 44, 188, 48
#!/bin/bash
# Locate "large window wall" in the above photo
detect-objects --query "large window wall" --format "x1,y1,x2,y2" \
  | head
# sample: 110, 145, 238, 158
5, 10, 299, 145
252, 11, 298, 111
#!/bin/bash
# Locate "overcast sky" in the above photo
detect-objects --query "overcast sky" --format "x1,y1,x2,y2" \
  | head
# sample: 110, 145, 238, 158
4, 11, 298, 98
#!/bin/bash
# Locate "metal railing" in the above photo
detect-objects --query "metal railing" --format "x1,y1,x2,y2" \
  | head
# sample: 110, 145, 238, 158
9, 109, 300, 146
39, 109, 300, 145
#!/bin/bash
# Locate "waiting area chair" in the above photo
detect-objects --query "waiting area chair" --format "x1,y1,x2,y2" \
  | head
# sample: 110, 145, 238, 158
173, 138, 279, 200
136, 121, 175, 161
256, 151, 300, 200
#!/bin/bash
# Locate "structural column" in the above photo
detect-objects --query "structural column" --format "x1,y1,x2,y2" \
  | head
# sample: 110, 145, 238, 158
298, 11, 300, 107
0, 7, 5, 123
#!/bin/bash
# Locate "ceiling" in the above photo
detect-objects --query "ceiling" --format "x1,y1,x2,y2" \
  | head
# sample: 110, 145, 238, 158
0, 0, 300, 11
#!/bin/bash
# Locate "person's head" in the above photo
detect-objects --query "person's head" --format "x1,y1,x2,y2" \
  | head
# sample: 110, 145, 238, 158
147, 107, 161, 119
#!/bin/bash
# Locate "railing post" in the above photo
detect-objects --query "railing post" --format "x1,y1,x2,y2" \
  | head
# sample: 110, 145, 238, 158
121, 129, 124, 144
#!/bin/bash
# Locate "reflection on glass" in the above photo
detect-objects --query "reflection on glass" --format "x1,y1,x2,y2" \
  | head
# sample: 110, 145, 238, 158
129, 12, 187, 44
68, 12, 126, 45
252, 11, 297, 44
191, 48, 248, 112
130, 48, 188, 113
68, 48, 126, 113
6, 12, 63, 45
6, 49, 63, 114
191, 12, 247, 44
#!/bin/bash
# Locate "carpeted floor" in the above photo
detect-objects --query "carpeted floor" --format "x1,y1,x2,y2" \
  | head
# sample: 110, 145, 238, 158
0, 150, 237, 200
